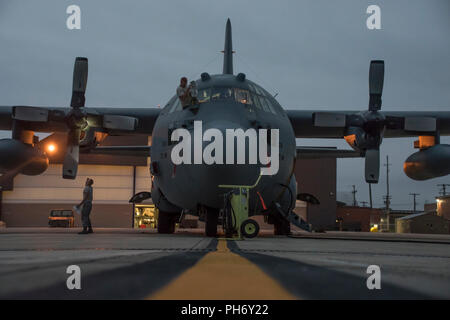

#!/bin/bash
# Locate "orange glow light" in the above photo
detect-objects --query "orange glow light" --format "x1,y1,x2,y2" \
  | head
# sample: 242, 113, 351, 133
47, 144, 56, 152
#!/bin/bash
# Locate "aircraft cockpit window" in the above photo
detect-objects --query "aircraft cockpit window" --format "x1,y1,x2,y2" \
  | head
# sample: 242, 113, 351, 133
260, 96, 273, 113
246, 84, 281, 115
212, 87, 234, 101
234, 88, 252, 105
198, 87, 259, 106
253, 85, 265, 96
197, 88, 211, 103
264, 98, 278, 115
247, 83, 257, 94
252, 93, 262, 110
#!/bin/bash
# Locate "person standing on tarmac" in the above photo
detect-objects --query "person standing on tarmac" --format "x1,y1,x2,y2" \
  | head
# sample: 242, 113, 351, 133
75, 178, 94, 235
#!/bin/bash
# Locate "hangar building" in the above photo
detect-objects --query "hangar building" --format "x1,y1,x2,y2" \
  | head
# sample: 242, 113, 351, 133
0, 134, 337, 230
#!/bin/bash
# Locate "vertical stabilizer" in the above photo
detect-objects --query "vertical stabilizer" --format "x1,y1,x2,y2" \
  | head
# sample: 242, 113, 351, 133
223, 19, 233, 75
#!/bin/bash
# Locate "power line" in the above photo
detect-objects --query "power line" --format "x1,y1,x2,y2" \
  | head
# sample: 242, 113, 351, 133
368, 183, 373, 208
384, 155, 391, 211
409, 193, 420, 213
235, 55, 278, 96
187, 53, 222, 80
351, 185, 358, 206
383, 155, 392, 231
437, 184, 450, 197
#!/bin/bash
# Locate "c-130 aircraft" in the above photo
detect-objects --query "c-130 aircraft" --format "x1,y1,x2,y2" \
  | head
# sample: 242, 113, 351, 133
1, 19, 450, 236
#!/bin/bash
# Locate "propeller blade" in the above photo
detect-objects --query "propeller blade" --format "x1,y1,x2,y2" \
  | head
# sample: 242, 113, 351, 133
62, 128, 81, 179
368, 60, 384, 111
71, 57, 88, 108
313, 112, 346, 127
365, 148, 380, 183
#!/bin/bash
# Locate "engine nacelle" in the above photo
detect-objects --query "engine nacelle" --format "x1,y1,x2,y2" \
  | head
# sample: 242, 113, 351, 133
0, 139, 49, 176
404, 144, 450, 181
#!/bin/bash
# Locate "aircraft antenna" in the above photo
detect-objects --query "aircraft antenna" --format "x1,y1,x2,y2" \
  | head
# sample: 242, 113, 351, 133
222, 18, 234, 74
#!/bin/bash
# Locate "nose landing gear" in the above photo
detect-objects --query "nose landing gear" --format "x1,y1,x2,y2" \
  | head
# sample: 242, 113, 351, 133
219, 175, 262, 239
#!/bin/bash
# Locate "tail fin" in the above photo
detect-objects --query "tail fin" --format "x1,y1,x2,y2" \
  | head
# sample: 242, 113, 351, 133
222, 18, 233, 75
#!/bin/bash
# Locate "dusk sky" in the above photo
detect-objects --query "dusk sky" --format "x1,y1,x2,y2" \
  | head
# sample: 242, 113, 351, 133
0, 1, 449, 209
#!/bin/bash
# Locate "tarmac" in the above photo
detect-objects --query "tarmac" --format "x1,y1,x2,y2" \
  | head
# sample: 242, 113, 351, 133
0, 227, 449, 299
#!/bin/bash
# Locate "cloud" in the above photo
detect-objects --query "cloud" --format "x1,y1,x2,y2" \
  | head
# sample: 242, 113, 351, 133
0, 0, 449, 209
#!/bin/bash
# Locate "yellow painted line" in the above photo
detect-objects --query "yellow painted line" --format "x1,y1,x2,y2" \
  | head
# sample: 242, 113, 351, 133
149, 239, 297, 300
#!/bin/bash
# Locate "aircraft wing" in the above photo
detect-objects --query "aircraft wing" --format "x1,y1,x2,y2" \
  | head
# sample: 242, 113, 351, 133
0, 105, 161, 135
288, 109, 450, 184
285, 59, 450, 140
286, 110, 450, 139
286, 61, 450, 183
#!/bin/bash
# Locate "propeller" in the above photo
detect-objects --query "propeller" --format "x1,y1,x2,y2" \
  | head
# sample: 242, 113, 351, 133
313, 60, 437, 184
362, 60, 384, 183
63, 57, 89, 179
11, 57, 140, 180
368, 60, 384, 111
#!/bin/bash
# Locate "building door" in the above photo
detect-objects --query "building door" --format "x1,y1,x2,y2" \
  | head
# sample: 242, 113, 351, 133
134, 204, 158, 229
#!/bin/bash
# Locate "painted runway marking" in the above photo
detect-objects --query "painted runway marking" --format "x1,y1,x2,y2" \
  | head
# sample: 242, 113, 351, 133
149, 239, 296, 300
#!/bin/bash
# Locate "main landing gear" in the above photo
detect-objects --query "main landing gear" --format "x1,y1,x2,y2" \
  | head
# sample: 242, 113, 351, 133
205, 207, 219, 237
157, 211, 178, 234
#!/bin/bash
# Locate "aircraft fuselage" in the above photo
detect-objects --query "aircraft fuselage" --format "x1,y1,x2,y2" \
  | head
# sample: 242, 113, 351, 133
150, 74, 297, 215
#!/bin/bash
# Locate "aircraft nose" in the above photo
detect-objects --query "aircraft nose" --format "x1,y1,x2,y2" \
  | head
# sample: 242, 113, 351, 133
186, 120, 261, 208
192, 162, 260, 209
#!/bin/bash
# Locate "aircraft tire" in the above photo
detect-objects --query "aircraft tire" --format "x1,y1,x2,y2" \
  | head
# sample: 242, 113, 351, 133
157, 211, 176, 234
205, 208, 219, 237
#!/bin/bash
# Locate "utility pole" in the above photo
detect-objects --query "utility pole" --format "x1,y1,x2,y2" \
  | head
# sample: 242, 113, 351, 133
437, 184, 450, 196
384, 156, 392, 231
0, 186, 2, 222
368, 183, 373, 209
132, 165, 136, 228
409, 193, 420, 213
352, 185, 358, 207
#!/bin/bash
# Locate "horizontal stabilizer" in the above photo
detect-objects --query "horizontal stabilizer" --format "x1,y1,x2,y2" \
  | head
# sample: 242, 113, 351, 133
296, 146, 363, 159
88, 145, 151, 157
